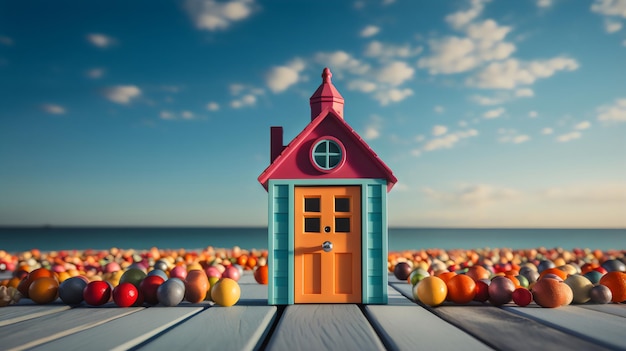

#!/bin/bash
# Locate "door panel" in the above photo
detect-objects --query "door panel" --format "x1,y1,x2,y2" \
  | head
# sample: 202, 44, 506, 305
294, 186, 361, 303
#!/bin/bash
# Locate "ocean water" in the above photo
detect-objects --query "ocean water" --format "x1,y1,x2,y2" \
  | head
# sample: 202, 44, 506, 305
1, 227, 625, 252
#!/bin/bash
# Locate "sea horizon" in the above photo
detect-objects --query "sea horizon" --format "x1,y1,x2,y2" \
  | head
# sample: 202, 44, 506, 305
1, 226, 624, 253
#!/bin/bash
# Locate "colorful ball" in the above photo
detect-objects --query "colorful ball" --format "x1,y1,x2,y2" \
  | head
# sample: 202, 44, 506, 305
211, 278, 241, 307
413, 276, 447, 307
59, 277, 88, 305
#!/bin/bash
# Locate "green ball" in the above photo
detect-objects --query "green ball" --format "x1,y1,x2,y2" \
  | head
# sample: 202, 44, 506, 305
409, 268, 430, 286
119, 268, 147, 289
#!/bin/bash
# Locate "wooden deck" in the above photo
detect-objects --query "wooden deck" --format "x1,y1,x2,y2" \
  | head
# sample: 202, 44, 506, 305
1, 273, 624, 351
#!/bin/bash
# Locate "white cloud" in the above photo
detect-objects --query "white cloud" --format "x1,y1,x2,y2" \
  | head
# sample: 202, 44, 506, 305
104, 85, 141, 104
42, 104, 66, 115
365, 41, 422, 60
86, 68, 104, 79
445, 0, 487, 29
537, 0, 553, 7
375, 61, 414, 86
347, 80, 377, 93
411, 149, 422, 157
529, 110, 538, 118
605, 19, 623, 32
185, 0, 256, 31
364, 126, 380, 140
373, 88, 413, 105
591, 0, 626, 18
160, 111, 175, 120
422, 129, 478, 151
544, 183, 626, 202
87, 33, 115, 48
206, 102, 220, 111
360, 25, 380, 37
160, 110, 197, 120
314, 51, 370, 75
467, 57, 579, 89
423, 184, 520, 207
432, 125, 448, 136
418, 19, 516, 75
596, 98, 626, 122
434, 105, 445, 114
483, 107, 505, 119
513, 135, 530, 144
0, 36, 13, 46
458, 120, 468, 127
515, 88, 534, 97
230, 94, 257, 108
266, 58, 306, 93
556, 131, 582, 142
498, 129, 530, 144
574, 120, 591, 130
541, 127, 554, 135
470, 94, 504, 106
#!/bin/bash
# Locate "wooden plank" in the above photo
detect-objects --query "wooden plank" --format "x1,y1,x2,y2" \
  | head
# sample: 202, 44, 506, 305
579, 303, 626, 318
505, 305, 626, 350
266, 304, 385, 351
0, 306, 142, 351
390, 282, 612, 351
0, 303, 70, 327
28, 306, 203, 351
238, 273, 269, 306
386, 285, 415, 306
365, 305, 492, 351
139, 306, 277, 351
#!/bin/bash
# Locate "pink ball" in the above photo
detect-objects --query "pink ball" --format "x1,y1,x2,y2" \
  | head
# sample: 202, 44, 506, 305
104, 262, 121, 273
205, 266, 222, 279
222, 265, 240, 282
169, 266, 188, 280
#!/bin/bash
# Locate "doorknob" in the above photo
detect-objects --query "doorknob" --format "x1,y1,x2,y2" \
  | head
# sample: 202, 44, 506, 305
322, 241, 333, 252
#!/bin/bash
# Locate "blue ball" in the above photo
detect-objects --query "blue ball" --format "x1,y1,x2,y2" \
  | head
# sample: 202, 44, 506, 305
601, 259, 626, 273
59, 277, 88, 305
156, 279, 185, 307
584, 270, 604, 285
147, 269, 168, 281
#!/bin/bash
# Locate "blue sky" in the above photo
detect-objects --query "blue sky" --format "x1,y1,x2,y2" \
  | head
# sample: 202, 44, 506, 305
0, 0, 625, 228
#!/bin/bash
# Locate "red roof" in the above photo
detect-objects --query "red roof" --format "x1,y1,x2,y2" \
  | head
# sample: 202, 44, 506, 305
258, 107, 397, 192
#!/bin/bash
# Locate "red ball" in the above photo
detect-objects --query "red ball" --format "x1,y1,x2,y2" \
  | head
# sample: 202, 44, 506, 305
474, 280, 490, 302
113, 282, 139, 307
139, 275, 165, 305
83, 281, 112, 306
512, 287, 533, 307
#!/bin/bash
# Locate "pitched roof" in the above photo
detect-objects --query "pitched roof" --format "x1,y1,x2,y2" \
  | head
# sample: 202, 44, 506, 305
258, 107, 397, 192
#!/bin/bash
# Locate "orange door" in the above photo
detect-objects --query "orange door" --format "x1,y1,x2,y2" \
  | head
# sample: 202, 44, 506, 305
294, 186, 361, 303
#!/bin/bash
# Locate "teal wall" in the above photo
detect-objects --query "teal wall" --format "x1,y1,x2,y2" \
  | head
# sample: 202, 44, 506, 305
267, 179, 388, 305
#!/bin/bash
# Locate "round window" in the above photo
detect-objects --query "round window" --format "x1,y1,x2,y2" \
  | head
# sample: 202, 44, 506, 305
311, 138, 344, 171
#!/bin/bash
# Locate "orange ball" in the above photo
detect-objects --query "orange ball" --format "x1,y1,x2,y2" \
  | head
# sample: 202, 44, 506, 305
28, 277, 59, 304
446, 274, 476, 304
599, 271, 626, 303
254, 265, 269, 285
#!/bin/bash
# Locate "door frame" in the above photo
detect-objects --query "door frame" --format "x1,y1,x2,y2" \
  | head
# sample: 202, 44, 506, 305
267, 178, 389, 305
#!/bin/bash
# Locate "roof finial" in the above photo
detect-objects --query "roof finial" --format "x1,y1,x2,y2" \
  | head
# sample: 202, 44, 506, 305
310, 67, 344, 120
322, 67, 332, 83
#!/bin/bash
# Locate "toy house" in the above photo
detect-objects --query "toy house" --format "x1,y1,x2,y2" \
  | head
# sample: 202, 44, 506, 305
258, 68, 397, 304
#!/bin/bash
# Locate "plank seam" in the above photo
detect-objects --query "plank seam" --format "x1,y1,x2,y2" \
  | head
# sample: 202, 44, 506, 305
388, 282, 499, 350
357, 304, 394, 351
256, 305, 285, 351
126, 307, 207, 351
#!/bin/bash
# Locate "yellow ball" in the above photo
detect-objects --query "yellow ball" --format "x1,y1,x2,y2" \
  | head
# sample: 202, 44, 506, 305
210, 278, 240, 307
413, 276, 447, 307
